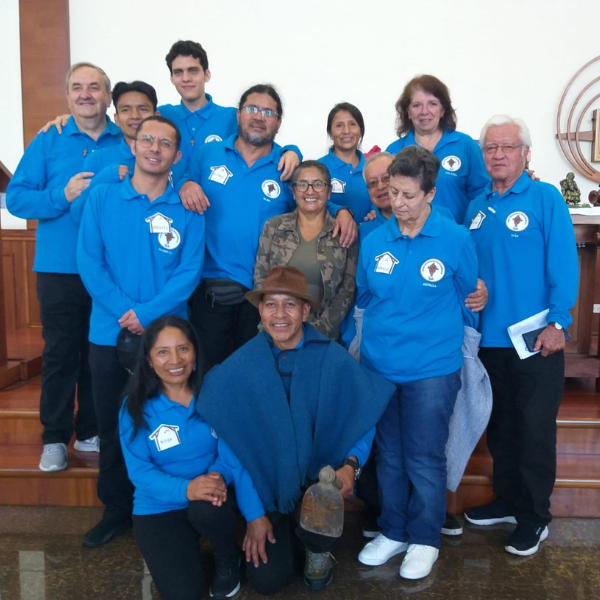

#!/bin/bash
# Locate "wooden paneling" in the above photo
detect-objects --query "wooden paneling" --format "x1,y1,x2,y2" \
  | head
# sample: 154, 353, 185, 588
19, 0, 70, 149
2, 230, 39, 331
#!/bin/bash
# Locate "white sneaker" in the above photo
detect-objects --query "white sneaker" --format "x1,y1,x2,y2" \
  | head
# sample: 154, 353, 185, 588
400, 544, 439, 580
358, 534, 408, 566
74, 436, 99, 452
39, 443, 68, 472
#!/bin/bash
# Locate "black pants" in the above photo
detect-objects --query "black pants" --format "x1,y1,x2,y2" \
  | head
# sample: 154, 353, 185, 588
88, 343, 133, 521
479, 347, 564, 527
37, 272, 96, 445
356, 446, 381, 520
189, 281, 260, 369
246, 508, 340, 596
133, 497, 238, 600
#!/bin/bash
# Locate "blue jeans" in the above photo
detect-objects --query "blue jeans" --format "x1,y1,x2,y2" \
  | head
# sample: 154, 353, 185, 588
375, 370, 461, 549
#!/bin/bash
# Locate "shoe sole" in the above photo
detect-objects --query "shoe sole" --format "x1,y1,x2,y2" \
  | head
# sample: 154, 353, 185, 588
303, 574, 332, 591
39, 462, 67, 472
400, 564, 435, 580
441, 526, 463, 536
210, 580, 241, 598
464, 514, 517, 526
505, 527, 548, 556
362, 529, 381, 539
358, 544, 408, 566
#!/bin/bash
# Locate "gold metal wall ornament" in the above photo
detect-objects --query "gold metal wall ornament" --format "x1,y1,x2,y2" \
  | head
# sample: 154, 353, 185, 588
557, 55, 600, 183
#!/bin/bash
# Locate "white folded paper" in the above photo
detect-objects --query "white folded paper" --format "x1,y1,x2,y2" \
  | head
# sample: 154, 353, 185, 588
507, 309, 549, 360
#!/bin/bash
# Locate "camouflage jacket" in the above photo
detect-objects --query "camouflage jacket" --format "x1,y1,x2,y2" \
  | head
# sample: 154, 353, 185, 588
254, 210, 358, 340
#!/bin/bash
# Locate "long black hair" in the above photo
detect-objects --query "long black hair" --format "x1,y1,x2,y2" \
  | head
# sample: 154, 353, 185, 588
122, 316, 205, 438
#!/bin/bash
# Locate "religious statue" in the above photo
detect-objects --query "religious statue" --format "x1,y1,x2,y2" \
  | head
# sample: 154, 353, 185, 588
560, 172, 581, 205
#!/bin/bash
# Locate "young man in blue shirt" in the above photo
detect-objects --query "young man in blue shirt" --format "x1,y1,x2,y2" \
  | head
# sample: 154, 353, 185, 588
77, 115, 205, 548
464, 116, 579, 556
6, 62, 120, 473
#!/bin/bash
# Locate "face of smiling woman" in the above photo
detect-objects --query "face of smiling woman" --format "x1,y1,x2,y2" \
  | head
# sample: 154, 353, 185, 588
148, 326, 196, 391
292, 167, 331, 218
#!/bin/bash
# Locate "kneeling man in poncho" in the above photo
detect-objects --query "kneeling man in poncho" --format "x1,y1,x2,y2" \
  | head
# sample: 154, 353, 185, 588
198, 266, 394, 594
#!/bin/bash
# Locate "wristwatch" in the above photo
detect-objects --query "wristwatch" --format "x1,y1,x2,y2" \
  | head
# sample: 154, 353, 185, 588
549, 321, 563, 330
342, 457, 362, 481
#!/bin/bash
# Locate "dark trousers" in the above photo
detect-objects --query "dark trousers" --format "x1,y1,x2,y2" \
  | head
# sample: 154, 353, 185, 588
133, 497, 238, 600
88, 343, 133, 521
189, 281, 260, 368
246, 508, 339, 596
479, 347, 564, 527
37, 272, 96, 445
355, 446, 381, 519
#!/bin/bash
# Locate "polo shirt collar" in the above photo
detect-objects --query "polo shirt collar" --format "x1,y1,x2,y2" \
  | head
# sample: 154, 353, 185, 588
484, 171, 531, 201
386, 204, 441, 241
179, 94, 216, 120
65, 115, 121, 140
120, 175, 181, 205
326, 148, 365, 172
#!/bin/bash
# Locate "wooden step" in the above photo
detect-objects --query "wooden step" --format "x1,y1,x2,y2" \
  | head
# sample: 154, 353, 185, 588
0, 443, 101, 507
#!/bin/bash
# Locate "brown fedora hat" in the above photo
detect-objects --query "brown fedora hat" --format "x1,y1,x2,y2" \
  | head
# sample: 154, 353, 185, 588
246, 266, 321, 312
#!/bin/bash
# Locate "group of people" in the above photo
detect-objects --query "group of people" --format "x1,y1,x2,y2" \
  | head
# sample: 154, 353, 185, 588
6, 37, 580, 600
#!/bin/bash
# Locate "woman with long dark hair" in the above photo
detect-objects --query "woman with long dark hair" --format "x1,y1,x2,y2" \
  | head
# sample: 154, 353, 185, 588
119, 316, 242, 600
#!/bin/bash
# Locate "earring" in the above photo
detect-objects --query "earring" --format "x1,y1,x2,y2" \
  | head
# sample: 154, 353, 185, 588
149, 363, 153, 368
193, 363, 197, 372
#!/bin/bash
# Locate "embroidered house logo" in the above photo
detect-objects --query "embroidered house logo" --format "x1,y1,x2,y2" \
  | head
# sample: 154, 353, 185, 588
374, 252, 400, 275
331, 178, 346, 193
145, 213, 173, 234
420, 259, 445, 282
208, 165, 233, 185
506, 211, 529, 232
441, 156, 461, 172
149, 424, 181, 452
262, 180, 281, 199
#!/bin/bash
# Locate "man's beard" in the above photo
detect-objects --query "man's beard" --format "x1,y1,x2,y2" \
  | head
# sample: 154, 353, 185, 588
239, 124, 276, 147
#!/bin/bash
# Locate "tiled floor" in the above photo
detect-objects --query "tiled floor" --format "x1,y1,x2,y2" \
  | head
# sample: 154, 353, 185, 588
0, 507, 599, 599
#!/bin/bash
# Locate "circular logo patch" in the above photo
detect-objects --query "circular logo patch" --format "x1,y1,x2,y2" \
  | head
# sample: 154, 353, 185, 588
506, 211, 529, 232
158, 227, 181, 250
420, 259, 445, 282
204, 134, 222, 143
262, 180, 281, 199
442, 156, 461, 172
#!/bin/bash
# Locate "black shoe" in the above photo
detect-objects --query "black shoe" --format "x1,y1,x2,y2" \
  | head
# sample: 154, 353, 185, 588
464, 499, 517, 526
210, 554, 240, 598
82, 517, 132, 548
441, 512, 463, 536
505, 524, 548, 556
303, 550, 334, 591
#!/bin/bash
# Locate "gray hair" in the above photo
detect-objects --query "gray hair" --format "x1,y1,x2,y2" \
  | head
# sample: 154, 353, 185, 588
479, 115, 532, 154
65, 62, 111, 93
363, 151, 393, 182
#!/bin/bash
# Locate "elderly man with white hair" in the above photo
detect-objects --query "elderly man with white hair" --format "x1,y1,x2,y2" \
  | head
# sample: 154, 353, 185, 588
463, 115, 579, 556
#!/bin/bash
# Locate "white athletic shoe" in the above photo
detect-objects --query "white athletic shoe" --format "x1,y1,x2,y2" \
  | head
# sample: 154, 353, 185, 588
399, 544, 439, 580
74, 436, 99, 452
358, 534, 408, 566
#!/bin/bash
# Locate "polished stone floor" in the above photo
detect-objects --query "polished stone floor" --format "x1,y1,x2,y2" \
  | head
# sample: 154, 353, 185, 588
0, 507, 599, 600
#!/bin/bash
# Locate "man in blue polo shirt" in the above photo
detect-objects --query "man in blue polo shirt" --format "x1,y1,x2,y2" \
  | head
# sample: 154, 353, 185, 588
464, 115, 579, 557
6, 62, 121, 473
178, 84, 356, 368
77, 115, 205, 548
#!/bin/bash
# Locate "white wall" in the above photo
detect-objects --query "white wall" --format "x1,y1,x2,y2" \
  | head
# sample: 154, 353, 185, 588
4, 0, 600, 220
0, 0, 25, 228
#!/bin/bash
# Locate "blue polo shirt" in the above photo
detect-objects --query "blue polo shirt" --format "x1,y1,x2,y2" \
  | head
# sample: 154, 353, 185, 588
158, 94, 237, 162
6, 116, 121, 274
120, 392, 259, 516
77, 177, 205, 345
356, 208, 478, 383
358, 207, 390, 244
387, 128, 490, 224
179, 135, 298, 289
71, 139, 189, 224
465, 173, 579, 347
318, 149, 372, 222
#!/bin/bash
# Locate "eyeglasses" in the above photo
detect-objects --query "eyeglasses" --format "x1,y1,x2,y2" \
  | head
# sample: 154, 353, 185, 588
293, 180, 329, 192
242, 105, 279, 119
483, 144, 523, 155
366, 175, 391, 190
136, 134, 175, 149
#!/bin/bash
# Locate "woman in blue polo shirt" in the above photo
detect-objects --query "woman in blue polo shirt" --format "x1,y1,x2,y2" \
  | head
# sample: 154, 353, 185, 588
356, 146, 478, 580
119, 316, 241, 600
318, 102, 372, 222
387, 75, 489, 224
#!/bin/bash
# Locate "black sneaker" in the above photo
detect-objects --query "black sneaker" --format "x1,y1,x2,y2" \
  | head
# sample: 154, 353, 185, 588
362, 511, 381, 539
82, 517, 132, 548
505, 524, 548, 556
464, 499, 517, 526
210, 554, 240, 599
441, 512, 463, 536
303, 550, 334, 591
